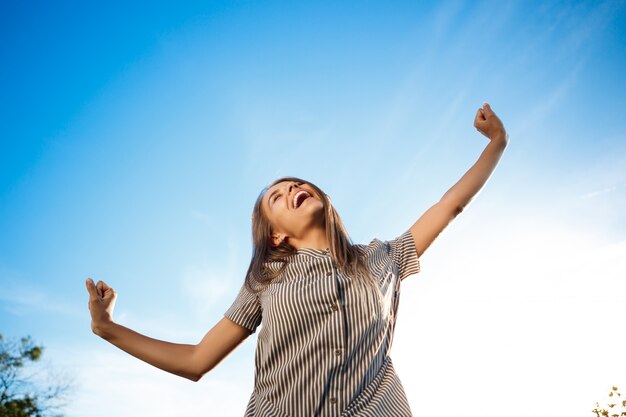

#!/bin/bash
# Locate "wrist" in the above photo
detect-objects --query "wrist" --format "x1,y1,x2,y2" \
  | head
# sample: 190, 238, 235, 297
93, 320, 116, 340
490, 131, 508, 147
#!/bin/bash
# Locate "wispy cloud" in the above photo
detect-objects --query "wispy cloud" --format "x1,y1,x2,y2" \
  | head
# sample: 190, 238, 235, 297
180, 263, 233, 318
580, 181, 626, 199
49, 346, 254, 417
179, 234, 244, 321
0, 280, 79, 318
190, 208, 215, 228
513, 58, 584, 138
555, 0, 624, 58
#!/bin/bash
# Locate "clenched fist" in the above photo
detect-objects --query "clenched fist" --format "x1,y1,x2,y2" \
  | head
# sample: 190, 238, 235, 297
474, 102, 508, 145
85, 277, 117, 337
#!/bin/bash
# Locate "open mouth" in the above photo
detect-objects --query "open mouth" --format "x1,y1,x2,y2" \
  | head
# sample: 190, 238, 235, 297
293, 190, 312, 209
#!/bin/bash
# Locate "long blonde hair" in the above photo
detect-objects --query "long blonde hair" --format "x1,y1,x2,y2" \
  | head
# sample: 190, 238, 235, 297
244, 176, 376, 293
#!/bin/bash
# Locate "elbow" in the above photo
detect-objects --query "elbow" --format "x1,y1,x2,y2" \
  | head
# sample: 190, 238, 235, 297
182, 360, 205, 382
444, 201, 465, 217
438, 197, 466, 218
451, 197, 468, 216
187, 364, 215, 382
186, 371, 203, 382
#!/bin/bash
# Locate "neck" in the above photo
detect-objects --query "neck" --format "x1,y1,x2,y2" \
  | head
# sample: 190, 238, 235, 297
288, 226, 330, 250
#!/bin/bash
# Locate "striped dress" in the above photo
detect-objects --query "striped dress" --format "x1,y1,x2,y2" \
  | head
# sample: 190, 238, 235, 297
224, 230, 421, 417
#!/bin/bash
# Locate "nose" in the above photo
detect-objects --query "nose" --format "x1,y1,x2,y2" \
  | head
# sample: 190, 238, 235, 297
288, 182, 299, 193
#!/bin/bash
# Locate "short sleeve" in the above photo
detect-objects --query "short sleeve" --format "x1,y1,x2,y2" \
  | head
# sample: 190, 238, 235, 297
223, 282, 262, 333
387, 230, 421, 281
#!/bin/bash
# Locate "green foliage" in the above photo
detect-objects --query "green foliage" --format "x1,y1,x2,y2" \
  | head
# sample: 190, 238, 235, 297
0, 395, 42, 417
0, 333, 72, 417
592, 386, 626, 417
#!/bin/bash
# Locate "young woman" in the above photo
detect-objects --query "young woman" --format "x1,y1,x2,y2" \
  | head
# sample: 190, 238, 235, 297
85, 102, 508, 416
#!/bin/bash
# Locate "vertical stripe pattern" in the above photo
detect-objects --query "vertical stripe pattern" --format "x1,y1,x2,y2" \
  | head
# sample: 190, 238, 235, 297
224, 230, 421, 417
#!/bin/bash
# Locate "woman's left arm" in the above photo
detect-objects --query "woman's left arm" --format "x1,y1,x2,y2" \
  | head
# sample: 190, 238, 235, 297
409, 102, 509, 258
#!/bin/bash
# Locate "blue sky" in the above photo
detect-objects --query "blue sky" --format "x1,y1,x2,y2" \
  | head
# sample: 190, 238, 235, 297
1, 1, 625, 416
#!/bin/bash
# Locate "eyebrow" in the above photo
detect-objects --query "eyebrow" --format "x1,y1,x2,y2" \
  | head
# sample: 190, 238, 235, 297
266, 181, 303, 207
267, 188, 280, 206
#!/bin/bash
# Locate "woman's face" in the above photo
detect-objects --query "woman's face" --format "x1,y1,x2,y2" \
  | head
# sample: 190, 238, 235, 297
262, 180, 325, 246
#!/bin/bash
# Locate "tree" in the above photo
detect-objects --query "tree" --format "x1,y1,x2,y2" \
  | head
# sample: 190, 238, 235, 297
592, 386, 626, 417
0, 333, 73, 417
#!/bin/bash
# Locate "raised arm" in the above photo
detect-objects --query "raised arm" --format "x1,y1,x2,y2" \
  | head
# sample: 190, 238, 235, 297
85, 278, 251, 382
409, 102, 508, 258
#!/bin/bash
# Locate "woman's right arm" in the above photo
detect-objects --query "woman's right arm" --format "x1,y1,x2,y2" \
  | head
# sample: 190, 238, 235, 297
86, 278, 251, 382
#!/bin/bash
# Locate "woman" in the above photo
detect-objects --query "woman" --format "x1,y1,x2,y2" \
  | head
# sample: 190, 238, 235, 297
85, 102, 508, 416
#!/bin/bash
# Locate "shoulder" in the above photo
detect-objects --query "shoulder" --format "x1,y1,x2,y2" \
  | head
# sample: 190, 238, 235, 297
354, 236, 393, 259
355, 230, 416, 261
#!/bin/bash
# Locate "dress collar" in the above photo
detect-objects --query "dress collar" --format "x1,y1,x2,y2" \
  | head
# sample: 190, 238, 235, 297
293, 247, 331, 260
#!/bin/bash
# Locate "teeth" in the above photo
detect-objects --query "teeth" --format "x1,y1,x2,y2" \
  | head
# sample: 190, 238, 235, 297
293, 190, 311, 209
